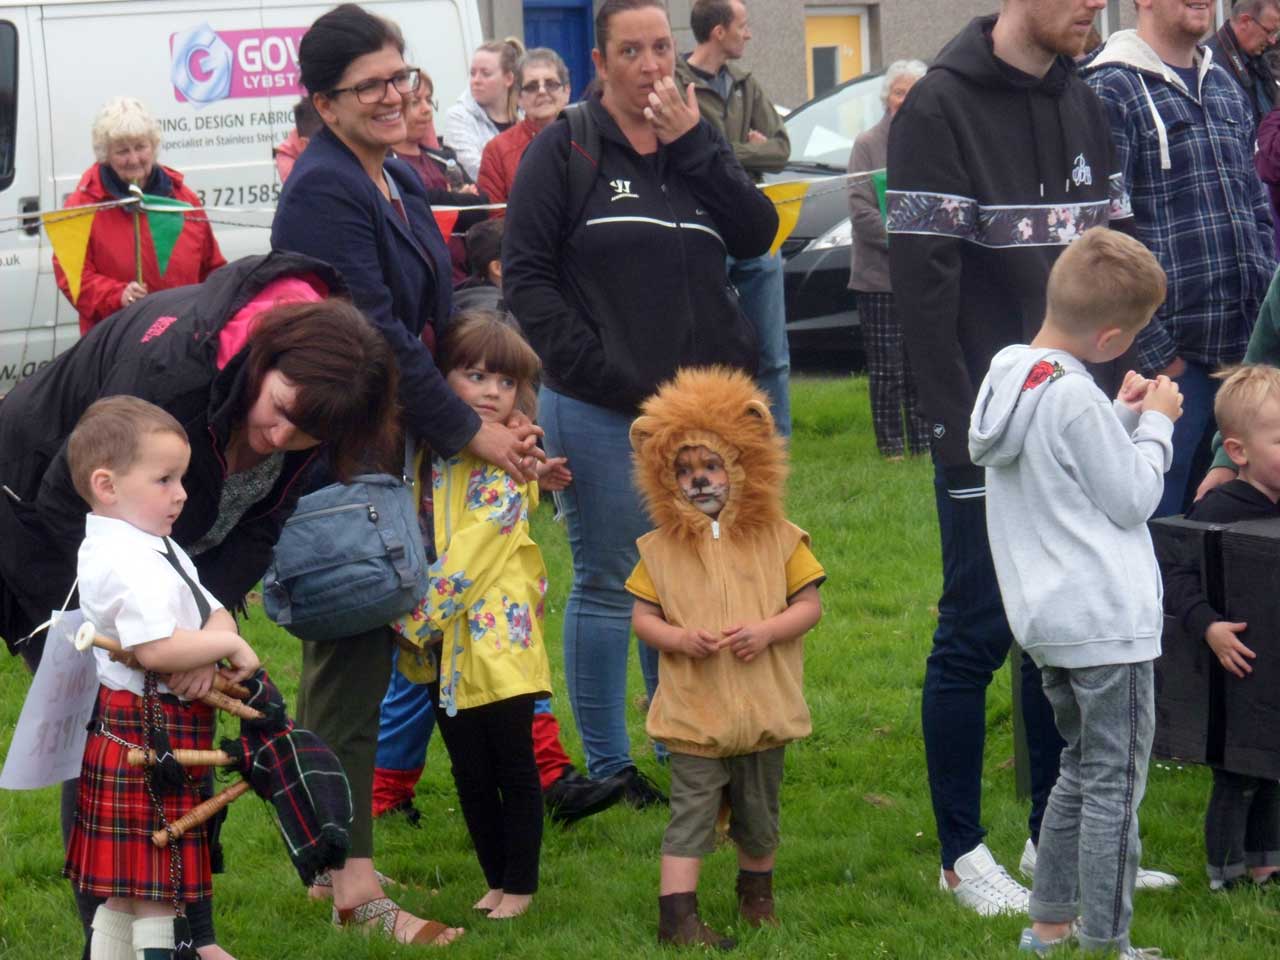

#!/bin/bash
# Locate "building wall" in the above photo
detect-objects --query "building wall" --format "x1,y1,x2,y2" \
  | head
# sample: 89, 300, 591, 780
480, 0, 1224, 118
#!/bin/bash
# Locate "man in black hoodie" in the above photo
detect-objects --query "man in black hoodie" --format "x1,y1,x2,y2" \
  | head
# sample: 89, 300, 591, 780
886, 0, 1150, 916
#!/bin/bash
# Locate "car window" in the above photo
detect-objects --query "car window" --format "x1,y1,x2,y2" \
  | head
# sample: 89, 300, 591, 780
0, 22, 14, 192
784, 73, 884, 168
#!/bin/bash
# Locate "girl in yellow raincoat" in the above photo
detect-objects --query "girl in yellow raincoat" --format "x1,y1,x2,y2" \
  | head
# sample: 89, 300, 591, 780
392, 311, 570, 919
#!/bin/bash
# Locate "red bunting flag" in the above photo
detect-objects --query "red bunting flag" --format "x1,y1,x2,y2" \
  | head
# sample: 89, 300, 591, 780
433, 209, 460, 238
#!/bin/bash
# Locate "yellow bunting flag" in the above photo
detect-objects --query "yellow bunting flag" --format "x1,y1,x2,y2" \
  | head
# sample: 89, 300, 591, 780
761, 181, 812, 256
42, 209, 97, 305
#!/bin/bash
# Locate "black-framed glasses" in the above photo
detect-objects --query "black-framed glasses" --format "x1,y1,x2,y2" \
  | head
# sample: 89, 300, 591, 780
520, 78, 564, 95
330, 68, 421, 104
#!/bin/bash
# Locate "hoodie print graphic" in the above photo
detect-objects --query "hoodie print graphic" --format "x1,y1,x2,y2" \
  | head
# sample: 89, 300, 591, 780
1022, 360, 1065, 392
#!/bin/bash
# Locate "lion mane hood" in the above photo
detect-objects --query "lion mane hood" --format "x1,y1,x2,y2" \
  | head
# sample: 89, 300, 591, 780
629, 367, 788, 543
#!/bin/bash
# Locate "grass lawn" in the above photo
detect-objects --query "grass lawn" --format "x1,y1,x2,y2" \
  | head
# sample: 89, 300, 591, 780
1, 376, 1277, 958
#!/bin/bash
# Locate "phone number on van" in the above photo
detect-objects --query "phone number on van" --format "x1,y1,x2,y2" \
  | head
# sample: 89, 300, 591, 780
195, 183, 282, 207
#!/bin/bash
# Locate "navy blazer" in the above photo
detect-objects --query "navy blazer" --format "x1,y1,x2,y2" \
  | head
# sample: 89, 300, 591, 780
271, 126, 480, 455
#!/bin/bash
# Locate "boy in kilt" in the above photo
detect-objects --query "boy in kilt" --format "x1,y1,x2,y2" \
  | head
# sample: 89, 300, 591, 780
62, 397, 260, 959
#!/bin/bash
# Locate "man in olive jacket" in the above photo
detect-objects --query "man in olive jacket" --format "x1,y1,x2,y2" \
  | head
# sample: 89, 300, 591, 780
675, 0, 793, 435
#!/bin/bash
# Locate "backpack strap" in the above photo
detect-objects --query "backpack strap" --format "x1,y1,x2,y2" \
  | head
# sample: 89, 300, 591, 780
561, 101, 601, 235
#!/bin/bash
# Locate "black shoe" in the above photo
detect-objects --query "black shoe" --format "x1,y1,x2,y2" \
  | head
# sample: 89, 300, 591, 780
378, 799, 422, 828
615, 765, 668, 809
544, 765, 625, 825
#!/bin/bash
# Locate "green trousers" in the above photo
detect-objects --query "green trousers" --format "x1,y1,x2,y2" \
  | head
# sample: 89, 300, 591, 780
296, 626, 394, 858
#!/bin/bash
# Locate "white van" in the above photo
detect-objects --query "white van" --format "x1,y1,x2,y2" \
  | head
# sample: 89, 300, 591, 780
0, 0, 482, 395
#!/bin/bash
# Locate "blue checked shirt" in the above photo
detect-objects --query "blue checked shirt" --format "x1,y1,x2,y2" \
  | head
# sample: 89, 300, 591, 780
1084, 50, 1275, 374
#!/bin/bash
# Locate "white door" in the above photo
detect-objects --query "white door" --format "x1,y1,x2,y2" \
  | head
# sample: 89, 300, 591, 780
0, 10, 49, 395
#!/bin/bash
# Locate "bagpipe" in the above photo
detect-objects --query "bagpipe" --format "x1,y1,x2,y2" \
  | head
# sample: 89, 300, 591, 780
76, 624, 352, 886
1150, 516, 1280, 779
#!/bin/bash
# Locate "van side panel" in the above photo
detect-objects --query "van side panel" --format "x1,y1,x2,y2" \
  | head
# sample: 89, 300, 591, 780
0, 10, 50, 394
1, 0, 479, 396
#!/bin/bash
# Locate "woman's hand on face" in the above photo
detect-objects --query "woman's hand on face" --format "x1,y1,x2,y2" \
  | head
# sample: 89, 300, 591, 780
644, 76, 700, 144
120, 281, 148, 308
467, 419, 545, 483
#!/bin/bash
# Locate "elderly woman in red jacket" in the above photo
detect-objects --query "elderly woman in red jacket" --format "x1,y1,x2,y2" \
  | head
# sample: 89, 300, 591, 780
54, 97, 225, 334
477, 48, 571, 211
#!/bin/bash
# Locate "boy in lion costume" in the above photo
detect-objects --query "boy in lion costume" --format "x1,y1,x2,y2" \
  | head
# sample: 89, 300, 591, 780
626, 367, 825, 950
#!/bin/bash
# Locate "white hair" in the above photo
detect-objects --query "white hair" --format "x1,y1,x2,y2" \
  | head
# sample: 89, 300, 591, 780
91, 97, 161, 164
880, 60, 927, 107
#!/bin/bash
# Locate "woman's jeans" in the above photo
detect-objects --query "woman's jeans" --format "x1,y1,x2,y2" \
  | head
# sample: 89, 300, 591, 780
539, 387, 659, 779
923, 462, 1065, 869
1205, 769, 1280, 884
1031, 661, 1155, 954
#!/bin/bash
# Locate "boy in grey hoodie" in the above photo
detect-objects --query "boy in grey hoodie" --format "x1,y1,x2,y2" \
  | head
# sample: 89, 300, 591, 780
968, 228, 1181, 957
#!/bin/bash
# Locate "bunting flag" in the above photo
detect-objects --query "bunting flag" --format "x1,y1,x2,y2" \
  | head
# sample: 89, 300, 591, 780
433, 208, 460, 238
42, 208, 97, 305
760, 181, 811, 256
872, 168, 888, 221
142, 194, 193, 277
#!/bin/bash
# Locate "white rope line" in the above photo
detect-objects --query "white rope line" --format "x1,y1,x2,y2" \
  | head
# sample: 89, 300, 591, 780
0, 168, 884, 235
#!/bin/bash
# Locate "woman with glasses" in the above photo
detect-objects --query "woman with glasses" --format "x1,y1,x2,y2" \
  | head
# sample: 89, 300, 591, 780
477, 48, 571, 211
271, 4, 541, 947
445, 39, 524, 180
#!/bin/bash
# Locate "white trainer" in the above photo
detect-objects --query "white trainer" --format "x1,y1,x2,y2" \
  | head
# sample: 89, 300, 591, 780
1019, 839, 1179, 890
939, 843, 1030, 916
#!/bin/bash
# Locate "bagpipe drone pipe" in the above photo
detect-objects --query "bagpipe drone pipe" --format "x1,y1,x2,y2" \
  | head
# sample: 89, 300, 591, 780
81, 627, 354, 887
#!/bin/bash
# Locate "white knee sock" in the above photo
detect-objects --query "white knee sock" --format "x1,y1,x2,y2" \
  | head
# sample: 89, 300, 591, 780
130, 915, 175, 959
89, 905, 134, 960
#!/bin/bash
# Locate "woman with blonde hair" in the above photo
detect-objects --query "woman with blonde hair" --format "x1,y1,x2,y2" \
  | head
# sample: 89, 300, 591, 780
54, 96, 224, 334
444, 37, 524, 179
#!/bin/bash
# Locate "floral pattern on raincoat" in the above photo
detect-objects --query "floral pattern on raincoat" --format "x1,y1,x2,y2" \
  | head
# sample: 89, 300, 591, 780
391, 452, 551, 716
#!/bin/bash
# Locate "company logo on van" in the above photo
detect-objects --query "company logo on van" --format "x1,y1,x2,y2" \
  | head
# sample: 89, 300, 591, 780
170, 22, 305, 105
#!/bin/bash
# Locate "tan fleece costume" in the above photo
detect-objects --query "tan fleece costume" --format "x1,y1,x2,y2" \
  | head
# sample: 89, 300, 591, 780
627, 367, 823, 759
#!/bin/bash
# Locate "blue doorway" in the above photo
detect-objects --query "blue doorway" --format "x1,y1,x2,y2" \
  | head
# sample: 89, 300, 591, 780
523, 0, 595, 102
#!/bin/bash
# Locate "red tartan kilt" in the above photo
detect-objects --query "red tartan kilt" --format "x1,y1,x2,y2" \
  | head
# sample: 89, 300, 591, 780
65, 686, 215, 902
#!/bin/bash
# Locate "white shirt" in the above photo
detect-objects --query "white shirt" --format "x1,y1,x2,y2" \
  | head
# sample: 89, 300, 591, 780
77, 513, 223, 697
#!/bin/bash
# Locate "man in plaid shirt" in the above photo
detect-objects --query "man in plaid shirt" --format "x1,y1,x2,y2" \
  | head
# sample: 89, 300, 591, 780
1083, 0, 1276, 517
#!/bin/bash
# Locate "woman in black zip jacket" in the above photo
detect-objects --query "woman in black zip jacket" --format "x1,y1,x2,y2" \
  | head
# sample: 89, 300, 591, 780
502, 0, 777, 801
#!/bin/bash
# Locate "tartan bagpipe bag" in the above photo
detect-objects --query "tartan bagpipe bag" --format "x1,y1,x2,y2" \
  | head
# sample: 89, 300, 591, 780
263, 440, 428, 643
218, 670, 352, 886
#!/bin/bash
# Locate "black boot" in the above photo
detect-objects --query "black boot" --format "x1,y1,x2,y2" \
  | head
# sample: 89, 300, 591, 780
736, 870, 778, 927
657, 892, 736, 950
544, 765, 625, 825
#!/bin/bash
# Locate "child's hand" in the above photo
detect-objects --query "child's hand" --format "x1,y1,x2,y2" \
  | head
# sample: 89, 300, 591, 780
1205, 620, 1255, 678
536, 457, 573, 491
1116, 370, 1150, 412
165, 664, 218, 700
723, 622, 775, 662
1141, 375, 1183, 422
679, 627, 723, 659
223, 639, 261, 683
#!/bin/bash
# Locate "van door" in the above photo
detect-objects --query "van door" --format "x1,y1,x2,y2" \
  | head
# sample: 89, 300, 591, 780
0, 11, 49, 395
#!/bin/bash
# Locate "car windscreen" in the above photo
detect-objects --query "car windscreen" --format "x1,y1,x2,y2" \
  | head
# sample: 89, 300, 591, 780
784, 74, 884, 169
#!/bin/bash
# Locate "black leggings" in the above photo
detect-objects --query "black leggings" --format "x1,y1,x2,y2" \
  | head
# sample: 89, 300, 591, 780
430, 689, 543, 894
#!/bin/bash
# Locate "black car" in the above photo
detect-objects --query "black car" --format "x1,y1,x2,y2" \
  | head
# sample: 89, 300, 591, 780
767, 71, 885, 370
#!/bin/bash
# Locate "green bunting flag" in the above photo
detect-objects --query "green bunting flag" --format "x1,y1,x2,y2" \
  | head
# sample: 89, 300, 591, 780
872, 168, 888, 222
141, 193, 193, 277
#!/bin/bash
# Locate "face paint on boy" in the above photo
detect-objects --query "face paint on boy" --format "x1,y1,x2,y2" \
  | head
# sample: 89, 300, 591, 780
675, 445, 729, 518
